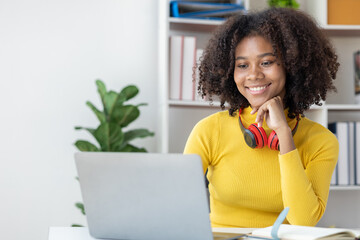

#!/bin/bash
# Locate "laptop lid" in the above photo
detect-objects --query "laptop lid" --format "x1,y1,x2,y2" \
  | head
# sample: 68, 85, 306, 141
75, 152, 213, 240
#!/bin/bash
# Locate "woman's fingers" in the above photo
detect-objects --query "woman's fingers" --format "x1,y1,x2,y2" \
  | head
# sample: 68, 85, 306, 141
255, 96, 284, 128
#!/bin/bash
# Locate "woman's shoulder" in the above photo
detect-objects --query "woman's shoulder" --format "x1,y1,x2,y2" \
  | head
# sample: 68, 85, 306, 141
299, 116, 338, 144
197, 110, 234, 124
191, 110, 235, 131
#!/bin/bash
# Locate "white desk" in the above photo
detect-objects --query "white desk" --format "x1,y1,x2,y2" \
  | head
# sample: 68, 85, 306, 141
48, 227, 97, 240
48, 227, 254, 240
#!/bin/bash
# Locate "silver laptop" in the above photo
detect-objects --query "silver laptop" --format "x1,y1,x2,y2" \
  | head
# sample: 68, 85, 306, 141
75, 152, 234, 240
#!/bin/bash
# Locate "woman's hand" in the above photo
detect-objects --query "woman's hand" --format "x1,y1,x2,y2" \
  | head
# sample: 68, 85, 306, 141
250, 96, 287, 130
250, 96, 295, 154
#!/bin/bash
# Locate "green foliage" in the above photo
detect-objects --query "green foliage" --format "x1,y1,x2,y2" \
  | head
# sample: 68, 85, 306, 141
268, 0, 299, 8
74, 79, 154, 152
72, 80, 155, 226
75, 202, 86, 215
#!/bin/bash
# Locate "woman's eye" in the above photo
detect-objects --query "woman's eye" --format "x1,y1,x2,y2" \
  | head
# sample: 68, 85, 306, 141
261, 61, 274, 67
237, 64, 248, 69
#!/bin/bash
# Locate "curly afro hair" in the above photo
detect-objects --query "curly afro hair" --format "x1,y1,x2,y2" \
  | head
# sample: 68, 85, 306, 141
198, 7, 339, 118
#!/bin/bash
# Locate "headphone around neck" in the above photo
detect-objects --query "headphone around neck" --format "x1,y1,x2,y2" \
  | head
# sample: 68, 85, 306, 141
238, 109, 299, 151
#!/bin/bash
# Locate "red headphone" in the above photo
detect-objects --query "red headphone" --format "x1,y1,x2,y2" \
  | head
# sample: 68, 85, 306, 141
238, 109, 299, 150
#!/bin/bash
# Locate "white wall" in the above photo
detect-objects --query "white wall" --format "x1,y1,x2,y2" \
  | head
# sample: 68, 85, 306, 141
0, 0, 158, 239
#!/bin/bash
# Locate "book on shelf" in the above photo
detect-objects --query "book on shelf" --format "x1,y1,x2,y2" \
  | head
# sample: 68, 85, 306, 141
169, 35, 184, 100
182, 36, 196, 101
355, 51, 360, 104
328, 121, 359, 186
170, 1, 245, 20
169, 35, 200, 102
349, 122, 355, 185
356, 122, 360, 185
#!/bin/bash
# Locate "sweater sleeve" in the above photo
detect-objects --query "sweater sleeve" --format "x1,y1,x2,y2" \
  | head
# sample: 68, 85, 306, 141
183, 115, 219, 174
278, 131, 339, 226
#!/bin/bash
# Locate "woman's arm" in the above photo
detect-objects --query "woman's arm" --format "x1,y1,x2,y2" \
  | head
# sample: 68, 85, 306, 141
253, 96, 339, 226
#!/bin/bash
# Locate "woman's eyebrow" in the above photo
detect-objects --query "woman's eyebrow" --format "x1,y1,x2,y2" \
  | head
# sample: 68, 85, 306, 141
258, 52, 275, 58
235, 52, 275, 61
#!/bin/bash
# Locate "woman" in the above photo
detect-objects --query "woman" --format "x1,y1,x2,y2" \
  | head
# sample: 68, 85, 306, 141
184, 8, 339, 228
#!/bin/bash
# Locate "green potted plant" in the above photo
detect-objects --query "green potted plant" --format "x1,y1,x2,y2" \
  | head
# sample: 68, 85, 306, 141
268, 0, 300, 8
72, 79, 154, 226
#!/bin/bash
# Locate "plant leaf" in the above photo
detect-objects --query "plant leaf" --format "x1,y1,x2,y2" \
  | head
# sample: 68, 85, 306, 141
120, 85, 139, 101
93, 123, 124, 151
96, 79, 107, 102
75, 202, 86, 215
137, 103, 147, 107
112, 105, 140, 127
103, 90, 118, 117
123, 129, 155, 143
119, 144, 147, 152
74, 140, 99, 152
86, 101, 106, 123
71, 224, 84, 227
74, 126, 96, 137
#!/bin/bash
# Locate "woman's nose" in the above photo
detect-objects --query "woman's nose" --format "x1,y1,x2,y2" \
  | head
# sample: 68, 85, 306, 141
247, 65, 264, 80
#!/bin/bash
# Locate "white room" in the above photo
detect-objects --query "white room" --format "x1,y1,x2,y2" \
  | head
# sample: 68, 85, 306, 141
2, 0, 360, 239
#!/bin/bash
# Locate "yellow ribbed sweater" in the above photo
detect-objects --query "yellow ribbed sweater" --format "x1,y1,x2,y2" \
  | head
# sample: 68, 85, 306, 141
184, 106, 338, 228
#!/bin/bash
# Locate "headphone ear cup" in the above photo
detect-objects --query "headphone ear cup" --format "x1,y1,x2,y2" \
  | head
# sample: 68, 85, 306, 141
243, 128, 257, 148
248, 124, 267, 148
268, 131, 279, 150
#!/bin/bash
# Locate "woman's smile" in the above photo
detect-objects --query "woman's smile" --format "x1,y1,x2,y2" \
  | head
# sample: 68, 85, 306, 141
246, 83, 272, 95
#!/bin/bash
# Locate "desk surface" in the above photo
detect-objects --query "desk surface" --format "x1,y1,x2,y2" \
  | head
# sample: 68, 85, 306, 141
48, 227, 255, 240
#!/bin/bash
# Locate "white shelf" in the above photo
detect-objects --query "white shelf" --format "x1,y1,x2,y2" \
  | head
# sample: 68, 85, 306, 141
326, 104, 360, 110
169, 17, 223, 26
170, 17, 360, 30
330, 186, 360, 190
322, 25, 360, 30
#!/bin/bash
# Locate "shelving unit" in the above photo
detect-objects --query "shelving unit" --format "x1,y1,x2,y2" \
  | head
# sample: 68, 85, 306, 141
158, 0, 360, 228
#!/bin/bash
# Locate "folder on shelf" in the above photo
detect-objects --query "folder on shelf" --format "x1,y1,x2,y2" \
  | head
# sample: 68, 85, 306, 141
328, 121, 360, 186
170, 1, 245, 19
169, 35, 199, 101
182, 36, 197, 101
356, 122, 360, 185
328, 122, 349, 185
169, 35, 184, 100
349, 122, 356, 185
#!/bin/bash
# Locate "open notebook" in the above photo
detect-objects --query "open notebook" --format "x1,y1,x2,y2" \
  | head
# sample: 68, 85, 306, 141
214, 207, 360, 240
248, 224, 360, 240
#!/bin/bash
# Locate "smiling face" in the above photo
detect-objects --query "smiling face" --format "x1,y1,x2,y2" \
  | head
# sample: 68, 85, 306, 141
234, 35, 286, 109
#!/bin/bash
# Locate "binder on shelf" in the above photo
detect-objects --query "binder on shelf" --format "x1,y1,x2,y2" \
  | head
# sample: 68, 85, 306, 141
182, 36, 197, 101
356, 122, 360, 185
169, 35, 184, 100
328, 122, 349, 185
348, 122, 355, 185
170, 1, 245, 19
